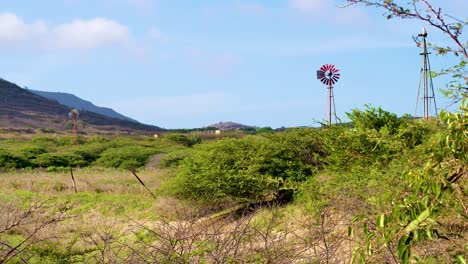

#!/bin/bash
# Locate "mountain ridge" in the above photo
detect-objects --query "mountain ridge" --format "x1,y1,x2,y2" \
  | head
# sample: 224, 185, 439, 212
0, 78, 164, 134
29, 89, 137, 123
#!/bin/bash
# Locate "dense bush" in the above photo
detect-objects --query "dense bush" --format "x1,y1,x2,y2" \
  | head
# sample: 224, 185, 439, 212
160, 150, 193, 168
69, 143, 114, 166
346, 105, 402, 135
267, 128, 328, 167
17, 146, 48, 159
30, 137, 59, 150
323, 129, 404, 170
163, 134, 201, 147
0, 149, 32, 169
169, 136, 316, 203
94, 146, 160, 170
33, 153, 87, 168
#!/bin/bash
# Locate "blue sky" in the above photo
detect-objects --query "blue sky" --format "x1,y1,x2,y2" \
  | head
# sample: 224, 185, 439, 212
0, 0, 466, 128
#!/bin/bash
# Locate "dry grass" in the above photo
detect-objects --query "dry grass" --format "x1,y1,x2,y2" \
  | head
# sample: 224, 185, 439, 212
0, 168, 165, 196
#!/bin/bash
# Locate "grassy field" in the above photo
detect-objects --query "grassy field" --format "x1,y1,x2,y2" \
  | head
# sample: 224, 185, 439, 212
0, 106, 466, 263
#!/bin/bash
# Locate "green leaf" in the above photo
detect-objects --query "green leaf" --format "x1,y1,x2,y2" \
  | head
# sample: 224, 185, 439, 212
377, 214, 385, 228
398, 235, 411, 264
457, 255, 466, 264
404, 208, 430, 233
348, 226, 354, 238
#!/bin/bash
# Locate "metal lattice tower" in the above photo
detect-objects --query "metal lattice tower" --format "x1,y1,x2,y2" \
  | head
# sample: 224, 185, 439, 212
68, 109, 79, 144
317, 64, 340, 125
413, 28, 438, 119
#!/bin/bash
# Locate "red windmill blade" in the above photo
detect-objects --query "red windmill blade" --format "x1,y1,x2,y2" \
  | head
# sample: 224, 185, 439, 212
317, 64, 340, 86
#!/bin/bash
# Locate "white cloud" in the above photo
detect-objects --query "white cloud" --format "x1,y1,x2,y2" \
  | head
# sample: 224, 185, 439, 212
0, 13, 131, 51
46, 18, 130, 50
0, 13, 46, 46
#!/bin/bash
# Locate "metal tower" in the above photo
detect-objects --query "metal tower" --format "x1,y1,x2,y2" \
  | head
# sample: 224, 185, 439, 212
68, 109, 79, 144
413, 28, 437, 119
317, 64, 340, 125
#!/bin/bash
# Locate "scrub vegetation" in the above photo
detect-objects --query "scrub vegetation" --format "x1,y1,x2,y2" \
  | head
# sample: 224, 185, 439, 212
0, 102, 466, 263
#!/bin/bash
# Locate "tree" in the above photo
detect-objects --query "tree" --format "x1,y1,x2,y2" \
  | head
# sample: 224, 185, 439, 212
345, 0, 467, 103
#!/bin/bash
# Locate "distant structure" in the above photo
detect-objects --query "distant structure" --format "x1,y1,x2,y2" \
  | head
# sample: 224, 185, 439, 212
317, 64, 340, 125
68, 109, 79, 142
413, 28, 437, 119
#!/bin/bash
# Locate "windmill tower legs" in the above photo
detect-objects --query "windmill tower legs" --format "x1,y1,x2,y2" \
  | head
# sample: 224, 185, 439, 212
328, 84, 336, 126
415, 30, 437, 119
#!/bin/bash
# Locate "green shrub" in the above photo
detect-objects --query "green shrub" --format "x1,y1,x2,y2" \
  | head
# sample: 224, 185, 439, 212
398, 121, 433, 149
169, 136, 315, 203
56, 136, 85, 146
85, 135, 110, 144
30, 136, 58, 150
160, 150, 193, 168
323, 129, 404, 170
69, 143, 113, 166
346, 105, 402, 135
33, 153, 86, 168
164, 134, 201, 147
268, 128, 328, 168
17, 146, 48, 159
94, 146, 160, 170
0, 149, 32, 169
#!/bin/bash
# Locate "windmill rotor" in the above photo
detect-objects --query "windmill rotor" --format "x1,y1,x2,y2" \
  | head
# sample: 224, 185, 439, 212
68, 109, 79, 120
317, 64, 340, 86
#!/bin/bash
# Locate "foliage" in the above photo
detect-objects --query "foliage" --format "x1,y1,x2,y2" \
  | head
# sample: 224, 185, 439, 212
94, 146, 160, 170
33, 153, 87, 168
439, 99, 468, 163
256, 126, 274, 134
163, 134, 202, 147
350, 100, 467, 263
17, 146, 48, 159
169, 136, 316, 203
0, 149, 31, 169
346, 105, 402, 135
160, 150, 193, 168
266, 128, 327, 168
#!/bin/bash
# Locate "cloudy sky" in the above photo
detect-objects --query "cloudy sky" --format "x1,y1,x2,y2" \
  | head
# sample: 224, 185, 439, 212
0, 0, 466, 128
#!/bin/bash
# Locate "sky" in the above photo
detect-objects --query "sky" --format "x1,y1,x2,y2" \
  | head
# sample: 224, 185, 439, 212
0, 0, 466, 129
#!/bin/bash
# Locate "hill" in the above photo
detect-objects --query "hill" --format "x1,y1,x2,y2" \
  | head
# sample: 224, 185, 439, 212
29, 89, 137, 122
0, 78, 164, 134
207, 121, 256, 131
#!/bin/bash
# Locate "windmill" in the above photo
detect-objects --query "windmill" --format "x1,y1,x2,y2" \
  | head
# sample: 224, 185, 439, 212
68, 109, 79, 142
317, 64, 340, 125
413, 28, 437, 119
67, 109, 80, 193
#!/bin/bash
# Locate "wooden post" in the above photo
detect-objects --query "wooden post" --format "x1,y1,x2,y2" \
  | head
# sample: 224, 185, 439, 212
132, 171, 157, 200
70, 167, 77, 194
